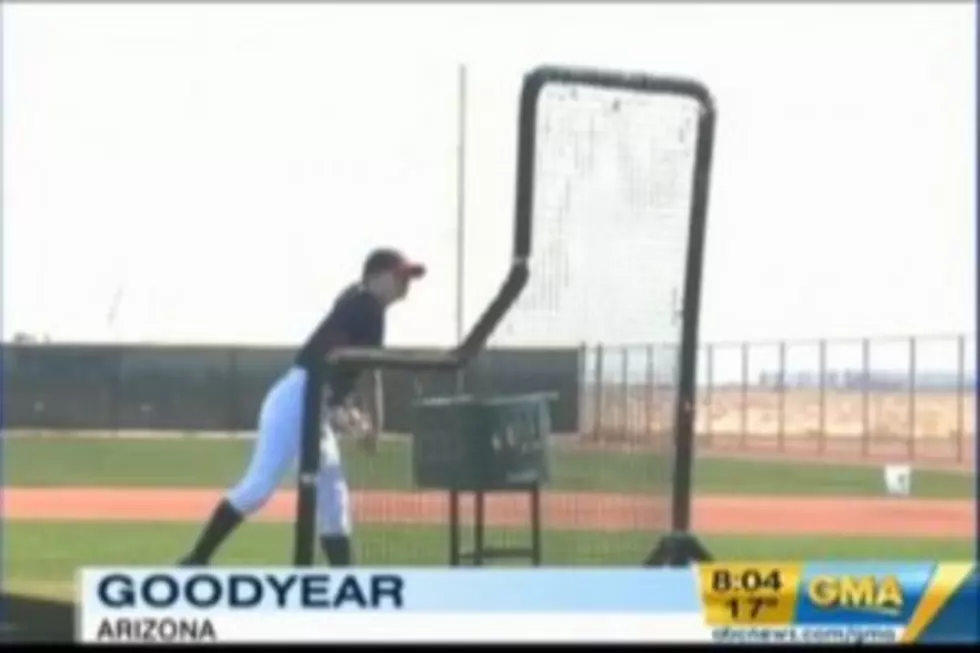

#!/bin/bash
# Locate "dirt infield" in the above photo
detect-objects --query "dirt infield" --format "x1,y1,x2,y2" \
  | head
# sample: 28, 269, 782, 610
3, 489, 974, 538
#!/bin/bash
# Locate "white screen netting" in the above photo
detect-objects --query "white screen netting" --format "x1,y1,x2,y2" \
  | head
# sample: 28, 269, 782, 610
484, 79, 704, 459
492, 82, 700, 351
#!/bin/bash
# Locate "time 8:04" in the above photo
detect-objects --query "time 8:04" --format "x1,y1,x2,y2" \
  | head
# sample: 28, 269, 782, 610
711, 568, 783, 593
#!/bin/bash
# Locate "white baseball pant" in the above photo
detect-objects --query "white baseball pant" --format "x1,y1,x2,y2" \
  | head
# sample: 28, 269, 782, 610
225, 366, 351, 536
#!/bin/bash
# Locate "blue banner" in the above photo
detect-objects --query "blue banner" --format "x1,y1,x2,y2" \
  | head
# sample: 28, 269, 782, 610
80, 568, 702, 614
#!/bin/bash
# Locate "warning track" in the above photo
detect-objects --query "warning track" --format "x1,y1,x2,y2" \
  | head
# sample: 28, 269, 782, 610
3, 489, 973, 538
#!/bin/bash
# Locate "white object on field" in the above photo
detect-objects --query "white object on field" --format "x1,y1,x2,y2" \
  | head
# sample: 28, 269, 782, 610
883, 464, 912, 497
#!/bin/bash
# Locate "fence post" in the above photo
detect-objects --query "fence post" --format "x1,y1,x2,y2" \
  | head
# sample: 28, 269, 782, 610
861, 338, 871, 457
593, 344, 604, 441
704, 343, 714, 446
956, 335, 966, 462
645, 344, 655, 441
577, 343, 587, 438
112, 345, 124, 435
620, 346, 630, 441
818, 339, 827, 454
740, 341, 749, 449
777, 340, 786, 451
228, 348, 239, 436
908, 336, 916, 459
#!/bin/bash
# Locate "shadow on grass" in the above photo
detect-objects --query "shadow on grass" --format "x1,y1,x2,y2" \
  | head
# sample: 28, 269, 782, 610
1, 594, 74, 643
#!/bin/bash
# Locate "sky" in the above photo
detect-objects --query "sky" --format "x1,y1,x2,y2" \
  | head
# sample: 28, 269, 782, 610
2, 3, 976, 375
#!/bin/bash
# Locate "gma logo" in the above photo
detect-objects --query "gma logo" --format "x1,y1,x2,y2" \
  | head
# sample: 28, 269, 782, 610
807, 575, 905, 617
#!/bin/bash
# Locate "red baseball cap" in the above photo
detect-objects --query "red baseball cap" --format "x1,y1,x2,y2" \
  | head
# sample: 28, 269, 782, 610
362, 248, 426, 280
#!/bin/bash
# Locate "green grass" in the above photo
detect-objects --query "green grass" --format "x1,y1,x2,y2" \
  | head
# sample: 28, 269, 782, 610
4, 521, 973, 601
2, 435, 974, 498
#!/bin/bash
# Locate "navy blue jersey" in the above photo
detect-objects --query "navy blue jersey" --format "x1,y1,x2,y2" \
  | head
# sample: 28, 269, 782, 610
294, 284, 384, 406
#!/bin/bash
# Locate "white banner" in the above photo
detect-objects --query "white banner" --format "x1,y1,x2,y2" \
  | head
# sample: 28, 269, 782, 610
80, 612, 713, 644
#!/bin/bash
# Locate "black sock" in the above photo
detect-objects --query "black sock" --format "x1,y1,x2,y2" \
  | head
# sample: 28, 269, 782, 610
320, 536, 353, 567
183, 499, 244, 565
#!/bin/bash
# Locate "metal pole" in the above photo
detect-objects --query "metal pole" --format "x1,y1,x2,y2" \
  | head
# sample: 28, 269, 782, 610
621, 347, 630, 439
908, 336, 916, 458
777, 341, 786, 451
474, 491, 485, 566
293, 367, 325, 566
454, 64, 468, 395
645, 344, 655, 440
861, 338, 871, 457
818, 339, 827, 454
530, 485, 542, 566
740, 341, 749, 448
956, 335, 966, 462
578, 343, 587, 438
593, 345, 604, 441
704, 344, 714, 445
454, 63, 467, 346
449, 490, 461, 566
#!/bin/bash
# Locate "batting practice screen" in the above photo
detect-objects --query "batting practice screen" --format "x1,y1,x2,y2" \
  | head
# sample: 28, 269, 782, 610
442, 67, 716, 565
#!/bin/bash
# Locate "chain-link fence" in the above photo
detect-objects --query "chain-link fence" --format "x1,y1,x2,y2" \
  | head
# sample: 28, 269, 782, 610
0, 344, 580, 435
583, 335, 976, 464
3, 334, 974, 464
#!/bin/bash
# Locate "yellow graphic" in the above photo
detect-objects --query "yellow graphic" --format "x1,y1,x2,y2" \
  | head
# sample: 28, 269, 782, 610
698, 564, 802, 626
807, 575, 904, 617
901, 563, 974, 643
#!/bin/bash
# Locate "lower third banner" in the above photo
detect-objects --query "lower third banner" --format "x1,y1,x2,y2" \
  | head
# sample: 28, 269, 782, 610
77, 568, 706, 643
76, 565, 979, 644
